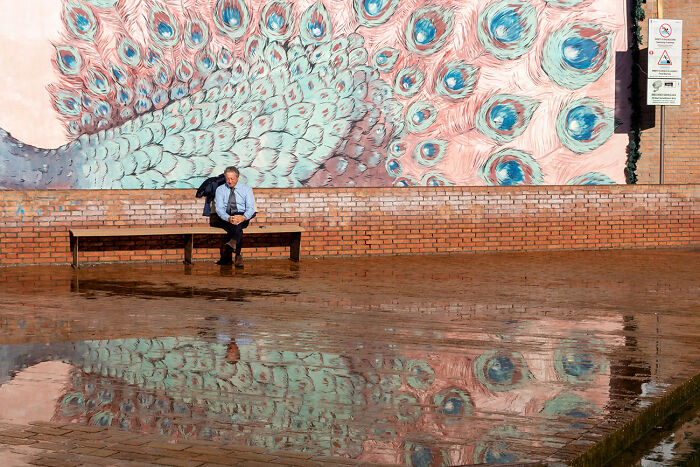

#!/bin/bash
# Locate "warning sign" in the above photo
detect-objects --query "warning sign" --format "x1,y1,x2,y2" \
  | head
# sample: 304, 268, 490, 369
658, 50, 672, 66
648, 19, 682, 79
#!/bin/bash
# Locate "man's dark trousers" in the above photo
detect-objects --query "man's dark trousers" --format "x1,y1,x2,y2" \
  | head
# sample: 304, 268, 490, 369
210, 212, 249, 262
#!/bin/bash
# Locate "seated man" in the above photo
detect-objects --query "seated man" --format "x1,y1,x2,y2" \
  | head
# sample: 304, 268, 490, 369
212, 166, 256, 267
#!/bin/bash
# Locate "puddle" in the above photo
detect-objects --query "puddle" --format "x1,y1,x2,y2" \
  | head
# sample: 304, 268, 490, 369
0, 250, 698, 465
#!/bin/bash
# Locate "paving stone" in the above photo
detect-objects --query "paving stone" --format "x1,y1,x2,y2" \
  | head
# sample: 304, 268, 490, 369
152, 456, 205, 467
69, 446, 100, 455
27, 454, 81, 467
31, 441, 73, 452
30, 433, 77, 445
25, 426, 72, 436
268, 451, 316, 459
272, 459, 325, 467
60, 425, 107, 433
192, 454, 247, 465
232, 452, 277, 462
71, 438, 109, 449
0, 429, 34, 438
311, 457, 358, 465
146, 441, 193, 451
88, 448, 119, 457
109, 451, 161, 462
186, 445, 233, 456
238, 461, 283, 467
0, 435, 38, 445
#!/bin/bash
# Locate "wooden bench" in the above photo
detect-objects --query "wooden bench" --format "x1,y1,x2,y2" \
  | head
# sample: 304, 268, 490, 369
68, 225, 303, 268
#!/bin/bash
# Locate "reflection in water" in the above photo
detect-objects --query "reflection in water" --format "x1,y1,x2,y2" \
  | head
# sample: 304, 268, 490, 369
0, 318, 636, 465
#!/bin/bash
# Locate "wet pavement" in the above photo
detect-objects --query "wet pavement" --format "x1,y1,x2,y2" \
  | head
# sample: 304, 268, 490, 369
0, 249, 699, 466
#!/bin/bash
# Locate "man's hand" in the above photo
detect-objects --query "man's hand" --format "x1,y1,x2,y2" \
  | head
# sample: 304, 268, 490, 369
229, 214, 246, 225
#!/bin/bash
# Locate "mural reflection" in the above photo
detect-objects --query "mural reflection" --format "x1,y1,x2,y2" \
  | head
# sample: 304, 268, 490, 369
0, 315, 639, 466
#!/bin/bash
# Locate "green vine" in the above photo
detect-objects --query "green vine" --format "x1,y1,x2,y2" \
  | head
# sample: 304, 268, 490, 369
625, 0, 645, 184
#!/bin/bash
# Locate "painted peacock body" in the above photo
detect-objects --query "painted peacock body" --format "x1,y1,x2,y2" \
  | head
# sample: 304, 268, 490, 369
0, 0, 627, 189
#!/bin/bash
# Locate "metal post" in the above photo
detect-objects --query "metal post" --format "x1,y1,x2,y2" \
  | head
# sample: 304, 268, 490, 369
658, 0, 664, 184
660, 107, 665, 184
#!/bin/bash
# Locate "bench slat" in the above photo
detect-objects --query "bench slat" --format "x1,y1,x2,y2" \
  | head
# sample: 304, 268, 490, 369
70, 225, 304, 237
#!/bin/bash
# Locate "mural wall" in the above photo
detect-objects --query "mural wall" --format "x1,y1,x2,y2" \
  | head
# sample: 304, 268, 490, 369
0, 0, 630, 189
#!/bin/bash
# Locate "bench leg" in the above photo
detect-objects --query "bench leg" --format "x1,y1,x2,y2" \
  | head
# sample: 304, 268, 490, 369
70, 233, 79, 268
184, 234, 194, 264
290, 232, 301, 262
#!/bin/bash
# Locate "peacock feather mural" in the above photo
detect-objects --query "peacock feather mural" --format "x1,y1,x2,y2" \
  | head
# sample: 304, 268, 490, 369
0, 0, 629, 189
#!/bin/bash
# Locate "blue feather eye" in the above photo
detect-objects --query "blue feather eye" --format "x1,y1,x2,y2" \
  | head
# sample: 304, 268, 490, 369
93, 100, 111, 119
217, 48, 233, 69
55, 91, 82, 116
567, 172, 615, 185
109, 64, 128, 86
145, 45, 163, 68
116, 87, 133, 106
354, 0, 399, 27
413, 139, 447, 166
118, 37, 141, 67
435, 61, 479, 100
260, 1, 294, 42
556, 98, 613, 153
185, 19, 209, 50
86, 69, 110, 95
152, 89, 168, 109
393, 177, 415, 187
476, 94, 540, 143
405, 101, 437, 133
393, 67, 424, 98
153, 64, 170, 86
196, 50, 216, 75
562, 37, 600, 70
474, 350, 532, 391
299, 2, 332, 45
245, 35, 267, 62
373, 47, 399, 72
214, 0, 250, 41
267, 13, 283, 30
479, 149, 543, 186
405, 6, 454, 55
421, 172, 453, 187
148, 5, 179, 46
55, 46, 82, 75
434, 388, 473, 420
478, 0, 538, 60
389, 141, 406, 158
176, 61, 194, 82
542, 22, 612, 89
545, 0, 586, 6
385, 158, 403, 177
65, 1, 98, 41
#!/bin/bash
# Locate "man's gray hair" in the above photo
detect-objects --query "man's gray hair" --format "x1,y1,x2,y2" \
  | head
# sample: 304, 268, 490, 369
224, 166, 239, 176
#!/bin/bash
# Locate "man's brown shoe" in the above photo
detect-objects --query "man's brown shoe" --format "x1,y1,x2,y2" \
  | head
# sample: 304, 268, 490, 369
234, 254, 244, 268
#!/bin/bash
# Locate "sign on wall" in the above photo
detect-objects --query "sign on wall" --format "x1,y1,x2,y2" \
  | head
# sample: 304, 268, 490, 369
648, 19, 683, 79
647, 79, 681, 106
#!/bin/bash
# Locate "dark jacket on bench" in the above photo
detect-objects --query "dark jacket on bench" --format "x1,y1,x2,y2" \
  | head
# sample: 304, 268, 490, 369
195, 174, 225, 216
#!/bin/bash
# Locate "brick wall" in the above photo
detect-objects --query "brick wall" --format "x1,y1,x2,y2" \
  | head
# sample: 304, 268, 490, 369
637, 1, 700, 184
0, 185, 697, 266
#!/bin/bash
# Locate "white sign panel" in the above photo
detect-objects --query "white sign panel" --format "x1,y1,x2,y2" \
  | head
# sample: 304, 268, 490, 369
647, 79, 681, 106
648, 19, 683, 79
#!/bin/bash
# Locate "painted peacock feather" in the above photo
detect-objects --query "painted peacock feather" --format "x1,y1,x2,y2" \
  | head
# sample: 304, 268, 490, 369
0, 0, 627, 189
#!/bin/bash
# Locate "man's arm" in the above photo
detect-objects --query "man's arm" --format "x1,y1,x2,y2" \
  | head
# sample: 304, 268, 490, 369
243, 186, 256, 220
214, 185, 230, 222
